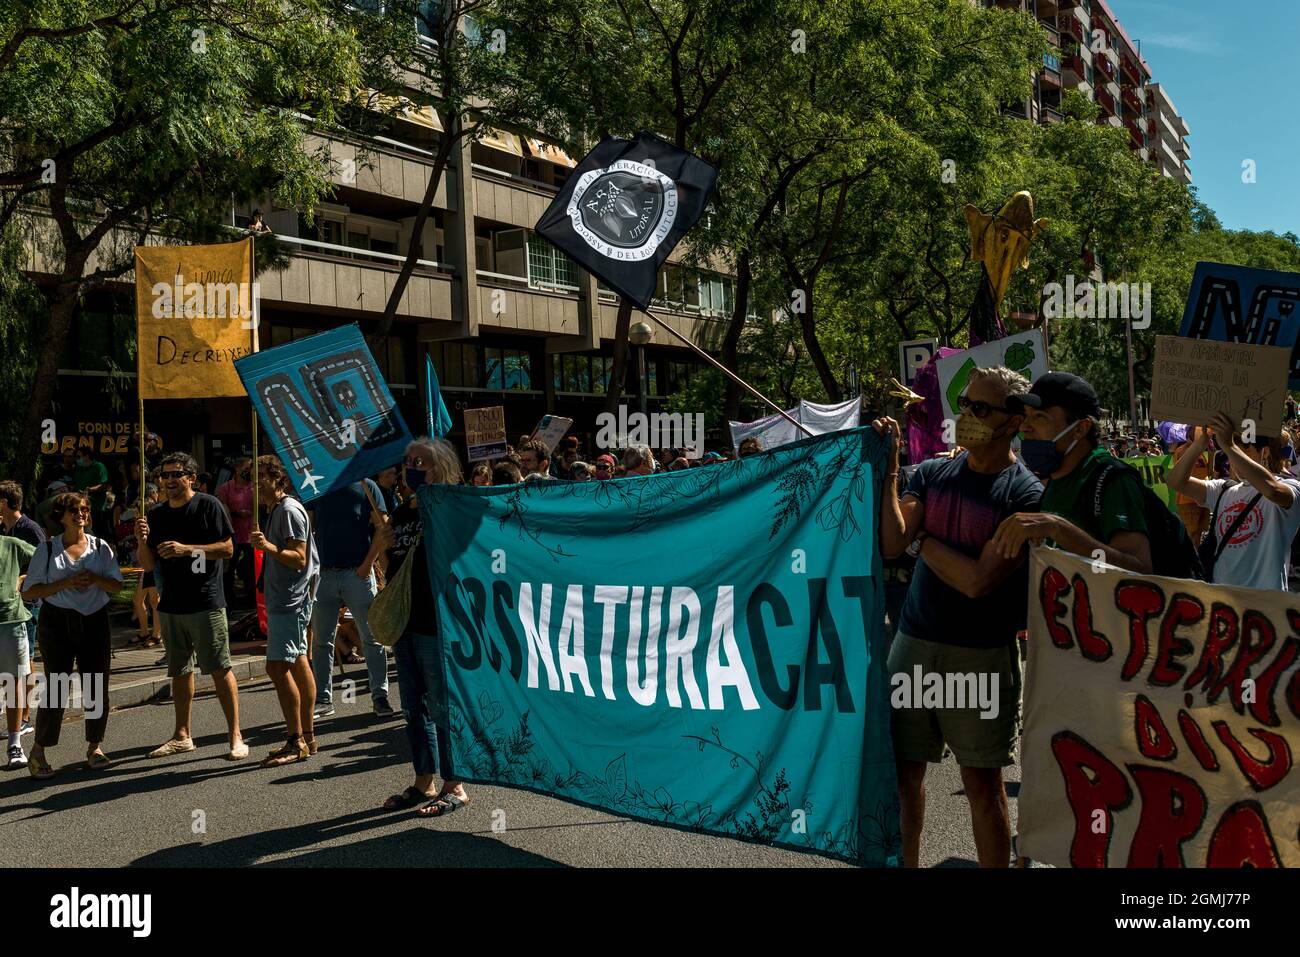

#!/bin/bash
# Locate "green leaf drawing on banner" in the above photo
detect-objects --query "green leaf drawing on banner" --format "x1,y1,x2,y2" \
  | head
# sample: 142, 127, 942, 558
1004, 339, 1035, 372
605, 754, 627, 800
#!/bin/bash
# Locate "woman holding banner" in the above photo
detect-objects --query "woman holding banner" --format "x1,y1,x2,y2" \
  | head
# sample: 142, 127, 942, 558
379, 437, 472, 817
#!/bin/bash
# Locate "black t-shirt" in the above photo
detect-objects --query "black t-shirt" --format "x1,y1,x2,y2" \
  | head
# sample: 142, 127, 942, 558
386, 500, 434, 630
8, 514, 46, 548
896, 453, 1043, 649
146, 492, 234, 613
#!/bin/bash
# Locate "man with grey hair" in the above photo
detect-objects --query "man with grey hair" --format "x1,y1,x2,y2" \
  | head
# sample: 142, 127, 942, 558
871, 365, 1043, 868
622, 445, 655, 477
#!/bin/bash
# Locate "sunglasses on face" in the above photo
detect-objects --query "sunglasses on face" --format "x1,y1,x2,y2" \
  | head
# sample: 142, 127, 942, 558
159, 470, 191, 480
958, 395, 1011, 419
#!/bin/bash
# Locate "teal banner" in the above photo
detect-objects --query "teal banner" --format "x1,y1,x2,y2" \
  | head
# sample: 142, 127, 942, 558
419, 428, 899, 866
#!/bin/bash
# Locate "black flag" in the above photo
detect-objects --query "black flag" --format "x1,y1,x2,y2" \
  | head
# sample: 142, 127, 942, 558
534, 131, 718, 310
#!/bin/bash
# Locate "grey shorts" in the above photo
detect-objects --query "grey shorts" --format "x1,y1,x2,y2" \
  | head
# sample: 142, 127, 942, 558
160, 610, 232, 677
266, 601, 312, 663
888, 632, 1022, 768
0, 620, 31, 679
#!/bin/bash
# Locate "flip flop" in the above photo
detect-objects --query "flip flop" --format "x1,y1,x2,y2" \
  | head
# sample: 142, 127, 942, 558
86, 749, 112, 770
261, 738, 309, 767
417, 792, 471, 817
383, 786, 432, 811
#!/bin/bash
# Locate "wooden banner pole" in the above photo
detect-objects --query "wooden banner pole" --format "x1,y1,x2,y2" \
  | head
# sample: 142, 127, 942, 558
637, 308, 814, 437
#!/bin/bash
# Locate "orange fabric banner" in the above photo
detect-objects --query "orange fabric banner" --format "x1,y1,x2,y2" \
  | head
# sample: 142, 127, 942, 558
135, 238, 256, 399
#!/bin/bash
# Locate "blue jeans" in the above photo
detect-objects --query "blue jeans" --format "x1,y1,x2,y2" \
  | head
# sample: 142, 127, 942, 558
310, 568, 389, 706
24, 603, 40, 658
394, 630, 452, 778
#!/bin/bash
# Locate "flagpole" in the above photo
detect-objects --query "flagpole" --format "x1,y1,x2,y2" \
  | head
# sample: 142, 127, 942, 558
249, 234, 260, 528
636, 307, 813, 437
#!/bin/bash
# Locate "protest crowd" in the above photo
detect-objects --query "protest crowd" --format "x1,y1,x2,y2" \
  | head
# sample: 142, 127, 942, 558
3, 353, 1299, 862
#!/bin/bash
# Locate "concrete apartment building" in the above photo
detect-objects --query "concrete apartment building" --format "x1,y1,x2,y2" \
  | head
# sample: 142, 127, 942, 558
32, 53, 734, 469
984, 0, 1192, 184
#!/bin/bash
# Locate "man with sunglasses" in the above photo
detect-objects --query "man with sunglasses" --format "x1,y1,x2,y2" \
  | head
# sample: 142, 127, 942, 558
873, 365, 1043, 868
135, 452, 246, 760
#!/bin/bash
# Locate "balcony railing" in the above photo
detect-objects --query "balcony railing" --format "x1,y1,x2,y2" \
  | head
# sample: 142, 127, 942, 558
278, 233, 451, 274
1064, 52, 1086, 77
1043, 52, 1062, 73
1120, 58, 1142, 87
1042, 106, 1065, 124
1094, 54, 1115, 82
1096, 88, 1117, 114
475, 268, 579, 295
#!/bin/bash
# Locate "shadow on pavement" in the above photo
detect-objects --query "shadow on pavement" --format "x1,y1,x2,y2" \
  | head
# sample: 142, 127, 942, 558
131, 811, 565, 867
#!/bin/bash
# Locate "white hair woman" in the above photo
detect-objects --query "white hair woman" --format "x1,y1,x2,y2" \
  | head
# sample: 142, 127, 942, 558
379, 437, 473, 816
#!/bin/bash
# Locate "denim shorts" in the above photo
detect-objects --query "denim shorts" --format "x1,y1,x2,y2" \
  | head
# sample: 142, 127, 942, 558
266, 602, 312, 663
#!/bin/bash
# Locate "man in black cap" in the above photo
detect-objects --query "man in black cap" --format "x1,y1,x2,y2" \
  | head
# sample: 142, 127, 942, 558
991, 372, 1153, 573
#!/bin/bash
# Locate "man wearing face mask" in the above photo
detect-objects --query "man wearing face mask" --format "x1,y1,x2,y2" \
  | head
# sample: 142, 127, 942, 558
873, 366, 1043, 869
992, 372, 1154, 574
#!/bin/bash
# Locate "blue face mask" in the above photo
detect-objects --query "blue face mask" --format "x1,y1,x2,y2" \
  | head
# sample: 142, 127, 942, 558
1020, 422, 1081, 478
404, 467, 427, 490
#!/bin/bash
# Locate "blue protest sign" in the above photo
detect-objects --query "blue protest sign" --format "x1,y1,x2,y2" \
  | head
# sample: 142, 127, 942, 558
235, 324, 411, 502
419, 428, 899, 866
1180, 261, 1300, 387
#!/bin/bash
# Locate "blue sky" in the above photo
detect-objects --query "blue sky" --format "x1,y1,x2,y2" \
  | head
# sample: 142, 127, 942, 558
1112, 0, 1298, 234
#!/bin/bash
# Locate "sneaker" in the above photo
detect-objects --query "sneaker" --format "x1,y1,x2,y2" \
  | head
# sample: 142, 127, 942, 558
7, 744, 27, 769
372, 696, 395, 717
227, 740, 250, 761
313, 704, 335, 719
18, 720, 33, 737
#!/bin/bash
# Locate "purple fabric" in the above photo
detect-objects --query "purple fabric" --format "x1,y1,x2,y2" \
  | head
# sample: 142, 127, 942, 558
1156, 421, 1189, 446
906, 347, 964, 463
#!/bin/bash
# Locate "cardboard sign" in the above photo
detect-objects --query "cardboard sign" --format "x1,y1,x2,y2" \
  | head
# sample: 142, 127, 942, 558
1149, 335, 1289, 437
465, 406, 507, 462
530, 415, 573, 456
1179, 261, 1300, 388
135, 239, 255, 399
1019, 548, 1300, 868
234, 324, 411, 502
935, 329, 1048, 422
897, 338, 938, 390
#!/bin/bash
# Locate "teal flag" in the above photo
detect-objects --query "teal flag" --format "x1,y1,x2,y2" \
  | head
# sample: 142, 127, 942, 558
419, 428, 899, 866
425, 353, 452, 439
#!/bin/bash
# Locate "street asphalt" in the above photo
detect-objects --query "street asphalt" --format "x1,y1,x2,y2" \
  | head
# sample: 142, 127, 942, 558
1, 665, 1017, 868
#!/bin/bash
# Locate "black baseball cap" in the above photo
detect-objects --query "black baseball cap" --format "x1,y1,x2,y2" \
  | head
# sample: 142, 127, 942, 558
1005, 372, 1102, 420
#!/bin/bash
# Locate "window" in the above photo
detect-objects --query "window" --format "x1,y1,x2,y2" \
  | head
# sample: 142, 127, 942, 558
503, 350, 530, 390
527, 236, 578, 289
559, 354, 592, 393
416, 0, 439, 41
438, 341, 481, 389
700, 274, 734, 315
591, 355, 608, 394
